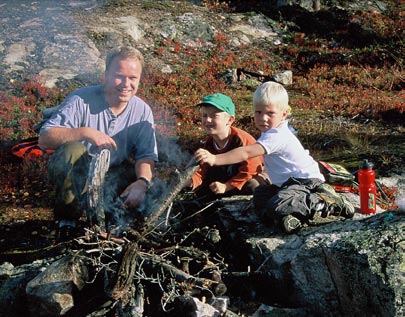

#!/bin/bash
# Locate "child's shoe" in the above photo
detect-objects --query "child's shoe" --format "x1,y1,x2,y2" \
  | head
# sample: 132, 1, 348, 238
317, 183, 355, 219
281, 215, 302, 234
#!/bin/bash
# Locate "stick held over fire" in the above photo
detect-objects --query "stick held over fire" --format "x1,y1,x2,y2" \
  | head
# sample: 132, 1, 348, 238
144, 158, 199, 231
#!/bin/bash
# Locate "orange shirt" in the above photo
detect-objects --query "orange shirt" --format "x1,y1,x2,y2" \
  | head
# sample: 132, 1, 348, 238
192, 126, 263, 190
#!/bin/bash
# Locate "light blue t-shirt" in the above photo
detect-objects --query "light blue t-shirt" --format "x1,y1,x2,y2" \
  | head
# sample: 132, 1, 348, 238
40, 84, 158, 166
257, 120, 324, 186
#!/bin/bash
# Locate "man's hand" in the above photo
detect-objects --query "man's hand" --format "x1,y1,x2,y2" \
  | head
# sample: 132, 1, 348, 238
120, 180, 148, 208
88, 130, 117, 150
195, 148, 216, 166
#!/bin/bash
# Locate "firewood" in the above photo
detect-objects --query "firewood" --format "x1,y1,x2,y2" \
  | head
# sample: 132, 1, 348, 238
108, 242, 138, 304
144, 159, 199, 231
139, 253, 219, 291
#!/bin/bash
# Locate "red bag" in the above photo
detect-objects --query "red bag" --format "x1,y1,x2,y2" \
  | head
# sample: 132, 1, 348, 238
10, 137, 54, 159
318, 161, 354, 192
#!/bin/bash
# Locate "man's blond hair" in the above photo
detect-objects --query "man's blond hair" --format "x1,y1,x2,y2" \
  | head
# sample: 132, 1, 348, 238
253, 81, 289, 111
105, 46, 144, 72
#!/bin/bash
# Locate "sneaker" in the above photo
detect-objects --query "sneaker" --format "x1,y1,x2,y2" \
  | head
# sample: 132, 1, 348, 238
281, 215, 302, 234
87, 148, 110, 228
317, 183, 355, 219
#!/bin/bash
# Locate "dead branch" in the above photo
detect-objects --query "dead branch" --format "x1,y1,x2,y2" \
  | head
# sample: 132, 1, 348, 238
108, 242, 138, 304
237, 68, 273, 82
145, 159, 199, 231
139, 253, 219, 290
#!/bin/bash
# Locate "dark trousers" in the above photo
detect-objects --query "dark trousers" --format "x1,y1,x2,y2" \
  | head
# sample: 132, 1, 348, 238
253, 177, 324, 223
47, 141, 136, 222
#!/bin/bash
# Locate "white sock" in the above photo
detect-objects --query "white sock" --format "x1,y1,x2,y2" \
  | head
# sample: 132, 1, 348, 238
315, 202, 325, 211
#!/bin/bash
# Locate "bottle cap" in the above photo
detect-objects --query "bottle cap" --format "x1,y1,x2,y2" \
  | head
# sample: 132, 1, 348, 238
360, 159, 374, 169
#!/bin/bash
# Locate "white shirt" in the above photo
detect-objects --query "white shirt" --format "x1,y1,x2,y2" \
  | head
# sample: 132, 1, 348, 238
257, 120, 324, 186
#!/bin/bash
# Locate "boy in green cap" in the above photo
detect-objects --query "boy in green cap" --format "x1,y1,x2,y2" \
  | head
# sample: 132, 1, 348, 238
190, 93, 269, 201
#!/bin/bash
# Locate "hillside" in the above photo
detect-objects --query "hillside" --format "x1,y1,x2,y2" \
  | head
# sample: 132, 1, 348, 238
0, 0, 403, 269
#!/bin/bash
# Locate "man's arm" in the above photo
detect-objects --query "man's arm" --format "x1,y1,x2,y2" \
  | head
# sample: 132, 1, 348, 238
195, 143, 265, 166
135, 158, 154, 183
39, 127, 117, 150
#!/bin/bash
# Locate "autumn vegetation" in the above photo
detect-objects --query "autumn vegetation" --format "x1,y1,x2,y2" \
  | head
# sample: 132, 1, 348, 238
0, 0, 403, 220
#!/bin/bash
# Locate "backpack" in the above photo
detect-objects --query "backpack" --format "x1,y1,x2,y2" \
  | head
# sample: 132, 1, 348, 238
10, 136, 54, 159
10, 105, 60, 159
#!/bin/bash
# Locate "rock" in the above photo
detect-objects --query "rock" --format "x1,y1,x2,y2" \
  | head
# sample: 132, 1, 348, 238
169, 295, 220, 317
219, 196, 403, 317
251, 304, 311, 316
272, 70, 293, 86
0, 1, 283, 88
0, 196, 402, 317
0, 260, 51, 317
0, 0, 393, 89
25, 252, 90, 317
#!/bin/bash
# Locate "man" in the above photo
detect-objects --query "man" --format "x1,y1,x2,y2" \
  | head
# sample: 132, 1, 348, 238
39, 46, 158, 240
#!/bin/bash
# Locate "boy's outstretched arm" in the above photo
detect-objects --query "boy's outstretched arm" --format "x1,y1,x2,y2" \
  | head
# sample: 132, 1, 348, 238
195, 143, 265, 166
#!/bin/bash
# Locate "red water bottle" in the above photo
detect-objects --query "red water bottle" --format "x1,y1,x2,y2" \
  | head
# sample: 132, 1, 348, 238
358, 159, 377, 214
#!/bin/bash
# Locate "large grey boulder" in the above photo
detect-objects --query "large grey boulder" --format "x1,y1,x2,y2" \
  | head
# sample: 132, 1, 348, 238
0, 202, 402, 317
0, 260, 49, 317
0, 1, 286, 87
220, 197, 404, 317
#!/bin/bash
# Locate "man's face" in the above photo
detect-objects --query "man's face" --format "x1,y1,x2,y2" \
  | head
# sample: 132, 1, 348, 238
104, 56, 142, 107
253, 102, 288, 132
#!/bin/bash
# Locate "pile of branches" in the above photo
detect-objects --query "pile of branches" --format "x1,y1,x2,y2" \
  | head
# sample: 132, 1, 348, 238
68, 202, 229, 317
61, 162, 232, 316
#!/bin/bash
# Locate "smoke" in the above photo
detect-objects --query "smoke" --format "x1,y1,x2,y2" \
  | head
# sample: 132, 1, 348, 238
395, 180, 405, 210
137, 133, 195, 217
96, 131, 195, 232
156, 133, 193, 168
396, 195, 405, 210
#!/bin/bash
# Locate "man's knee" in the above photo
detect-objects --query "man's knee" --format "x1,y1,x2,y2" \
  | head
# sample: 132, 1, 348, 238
48, 141, 89, 194
49, 141, 87, 170
61, 141, 88, 161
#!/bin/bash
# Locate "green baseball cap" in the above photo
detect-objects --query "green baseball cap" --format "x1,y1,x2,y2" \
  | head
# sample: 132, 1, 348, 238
197, 93, 235, 116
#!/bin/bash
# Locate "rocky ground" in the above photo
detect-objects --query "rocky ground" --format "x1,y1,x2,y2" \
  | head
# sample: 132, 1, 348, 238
0, 0, 405, 261
0, 1, 403, 315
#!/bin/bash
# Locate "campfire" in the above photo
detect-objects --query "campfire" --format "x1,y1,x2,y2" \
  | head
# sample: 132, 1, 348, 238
26, 158, 241, 316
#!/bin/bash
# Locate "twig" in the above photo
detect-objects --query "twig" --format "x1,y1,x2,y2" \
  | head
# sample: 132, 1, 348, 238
177, 201, 217, 224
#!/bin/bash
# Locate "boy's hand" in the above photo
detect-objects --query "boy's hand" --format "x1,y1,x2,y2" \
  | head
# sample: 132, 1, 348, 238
209, 182, 227, 194
195, 148, 216, 166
